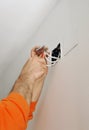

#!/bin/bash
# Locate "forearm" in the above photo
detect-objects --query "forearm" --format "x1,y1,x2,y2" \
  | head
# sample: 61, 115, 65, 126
11, 80, 39, 121
0, 46, 48, 130
11, 79, 32, 105
32, 79, 44, 102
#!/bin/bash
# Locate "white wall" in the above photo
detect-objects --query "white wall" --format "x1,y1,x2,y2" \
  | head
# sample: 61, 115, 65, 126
0, 0, 58, 97
0, 0, 58, 77
0, 0, 89, 130
27, 0, 89, 130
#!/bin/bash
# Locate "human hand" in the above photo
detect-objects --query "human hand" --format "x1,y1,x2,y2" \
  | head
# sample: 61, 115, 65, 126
12, 46, 48, 104
20, 46, 48, 88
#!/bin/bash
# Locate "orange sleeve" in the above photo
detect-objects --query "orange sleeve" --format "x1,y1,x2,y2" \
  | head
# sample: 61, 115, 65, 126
0, 92, 37, 130
28, 102, 37, 120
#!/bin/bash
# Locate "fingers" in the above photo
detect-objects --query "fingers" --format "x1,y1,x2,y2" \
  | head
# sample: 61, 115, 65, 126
40, 64, 48, 77
31, 46, 40, 57
34, 62, 48, 79
30, 46, 49, 66
43, 65, 48, 75
38, 58, 47, 65
31, 46, 48, 58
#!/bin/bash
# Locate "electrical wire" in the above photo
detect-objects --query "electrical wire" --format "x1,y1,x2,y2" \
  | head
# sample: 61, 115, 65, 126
45, 52, 60, 67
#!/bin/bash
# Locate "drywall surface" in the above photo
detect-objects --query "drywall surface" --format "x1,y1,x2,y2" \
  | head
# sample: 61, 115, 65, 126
0, 0, 59, 97
26, 0, 89, 130
0, 0, 89, 130
0, 0, 58, 78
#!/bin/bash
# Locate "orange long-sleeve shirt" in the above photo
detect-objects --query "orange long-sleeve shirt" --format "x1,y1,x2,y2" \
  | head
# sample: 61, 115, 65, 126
0, 92, 37, 130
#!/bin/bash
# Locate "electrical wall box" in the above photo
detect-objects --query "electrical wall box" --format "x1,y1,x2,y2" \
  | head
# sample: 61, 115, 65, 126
51, 43, 61, 62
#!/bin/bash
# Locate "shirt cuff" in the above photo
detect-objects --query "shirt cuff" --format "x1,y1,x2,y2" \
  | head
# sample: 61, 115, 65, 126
28, 101, 37, 120
5, 92, 30, 122
3, 92, 37, 121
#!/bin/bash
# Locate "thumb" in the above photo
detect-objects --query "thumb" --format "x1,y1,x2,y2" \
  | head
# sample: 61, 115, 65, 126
34, 70, 45, 80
